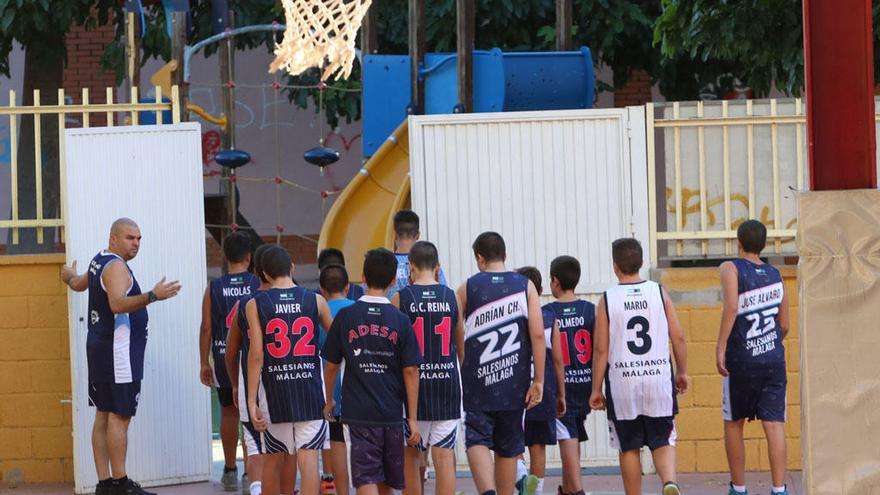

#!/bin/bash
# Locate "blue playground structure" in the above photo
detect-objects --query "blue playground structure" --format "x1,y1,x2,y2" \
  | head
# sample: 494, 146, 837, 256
362, 47, 595, 157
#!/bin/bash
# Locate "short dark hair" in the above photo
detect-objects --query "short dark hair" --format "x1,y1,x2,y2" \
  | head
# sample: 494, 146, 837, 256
261, 246, 292, 279
550, 255, 581, 291
737, 219, 767, 255
223, 232, 252, 263
472, 232, 505, 262
320, 264, 349, 295
363, 248, 398, 289
318, 248, 345, 269
516, 266, 543, 294
612, 238, 643, 275
253, 243, 273, 283
393, 210, 420, 239
409, 241, 439, 271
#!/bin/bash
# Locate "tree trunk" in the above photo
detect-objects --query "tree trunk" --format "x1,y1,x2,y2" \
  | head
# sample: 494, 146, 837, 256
6, 42, 63, 254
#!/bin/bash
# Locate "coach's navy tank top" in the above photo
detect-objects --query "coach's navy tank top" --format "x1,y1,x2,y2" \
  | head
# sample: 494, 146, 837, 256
398, 284, 462, 421
462, 272, 532, 411
726, 259, 785, 374
254, 287, 325, 422
86, 251, 148, 384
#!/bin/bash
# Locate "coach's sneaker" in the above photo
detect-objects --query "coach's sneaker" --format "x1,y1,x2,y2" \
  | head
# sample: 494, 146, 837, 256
111, 477, 156, 495
221, 467, 239, 491
320, 474, 336, 495
728, 483, 748, 495
661, 481, 682, 495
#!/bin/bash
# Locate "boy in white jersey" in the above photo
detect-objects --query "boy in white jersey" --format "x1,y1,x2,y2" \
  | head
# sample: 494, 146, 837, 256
716, 220, 790, 495
590, 238, 688, 495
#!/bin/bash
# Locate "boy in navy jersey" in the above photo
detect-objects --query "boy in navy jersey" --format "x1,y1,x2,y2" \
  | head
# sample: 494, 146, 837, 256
318, 248, 364, 301
458, 232, 546, 495
200, 232, 260, 490
516, 267, 565, 495
322, 248, 422, 495
716, 221, 790, 495
545, 256, 595, 495
388, 210, 447, 299
319, 264, 357, 495
246, 246, 334, 495
391, 241, 462, 495
590, 239, 688, 495
226, 245, 299, 495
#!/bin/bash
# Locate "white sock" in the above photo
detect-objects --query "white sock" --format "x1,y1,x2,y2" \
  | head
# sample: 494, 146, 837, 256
516, 459, 528, 480
771, 486, 786, 493
249, 481, 262, 495
535, 477, 544, 494
732, 484, 746, 493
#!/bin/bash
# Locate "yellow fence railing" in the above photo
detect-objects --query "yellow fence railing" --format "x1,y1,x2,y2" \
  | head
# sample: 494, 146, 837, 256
1, 85, 180, 248
646, 99, 808, 265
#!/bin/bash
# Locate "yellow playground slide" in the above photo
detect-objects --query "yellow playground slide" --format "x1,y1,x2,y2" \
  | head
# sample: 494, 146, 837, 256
318, 121, 411, 283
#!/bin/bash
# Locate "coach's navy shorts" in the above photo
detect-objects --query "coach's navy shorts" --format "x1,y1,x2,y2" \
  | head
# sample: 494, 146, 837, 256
556, 411, 589, 442
88, 381, 141, 417
348, 424, 404, 489
608, 415, 676, 452
524, 418, 557, 446
723, 369, 787, 422
464, 410, 525, 457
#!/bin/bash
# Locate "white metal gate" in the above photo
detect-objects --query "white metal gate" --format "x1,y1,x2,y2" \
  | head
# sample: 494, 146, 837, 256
408, 108, 651, 469
64, 123, 211, 493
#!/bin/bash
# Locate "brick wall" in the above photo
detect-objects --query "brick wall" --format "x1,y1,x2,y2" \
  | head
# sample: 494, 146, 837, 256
614, 69, 653, 107
63, 21, 118, 127
658, 267, 800, 473
0, 255, 73, 483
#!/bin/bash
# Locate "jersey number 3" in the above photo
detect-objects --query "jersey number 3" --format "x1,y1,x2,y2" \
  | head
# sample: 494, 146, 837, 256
626, 316, 652, 355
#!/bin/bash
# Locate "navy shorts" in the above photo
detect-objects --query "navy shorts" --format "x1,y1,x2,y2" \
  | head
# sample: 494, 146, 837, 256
348, 424, 405, 490
216, 387, 234, 408
556, 411, 589, 442
330, 417, 345, 443
723, 370, 787, 422
88, 381, 141, 417
524, 418, 556, 446
464, 410, 525, 457
608, 416, 676, 452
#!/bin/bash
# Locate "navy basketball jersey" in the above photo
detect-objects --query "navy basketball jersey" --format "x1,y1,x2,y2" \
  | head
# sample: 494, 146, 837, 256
726, 259, 785, 373
398, 284, 462, 421
86, 251, 148, 384
545, 299, 595, 413
526, 307, 558, 421
462, 272, 532, 411
254, 287, 324, 423
237, 291, 260, 422
210, 272, 259, 388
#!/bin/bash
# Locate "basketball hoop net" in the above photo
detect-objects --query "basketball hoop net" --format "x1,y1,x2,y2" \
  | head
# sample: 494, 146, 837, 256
270, 0, 373, 81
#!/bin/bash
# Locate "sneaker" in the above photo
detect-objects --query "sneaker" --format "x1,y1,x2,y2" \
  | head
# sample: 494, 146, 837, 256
320, 475, 336, 495
771, 487, 788, 495
516, 475, 526, 495
221, 468, 239, 492
524, 474, 539, 495
728, 483, 748, 495
111, 478, 156, 495
241, 473, 250, 495
95, 481, 113, 495
662, 481, 682, 495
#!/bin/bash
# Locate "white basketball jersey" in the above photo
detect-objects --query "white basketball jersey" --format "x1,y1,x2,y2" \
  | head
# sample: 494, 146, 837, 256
604, 280, 674, 420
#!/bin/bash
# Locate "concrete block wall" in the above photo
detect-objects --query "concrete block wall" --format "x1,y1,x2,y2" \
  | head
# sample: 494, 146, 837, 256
0, 254, 73, 483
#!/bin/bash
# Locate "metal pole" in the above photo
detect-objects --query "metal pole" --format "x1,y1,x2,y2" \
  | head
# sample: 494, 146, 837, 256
555, 0, 573, 51
456, 0, 474, 113
408, 0, 425, 114
170, 11, 189, 122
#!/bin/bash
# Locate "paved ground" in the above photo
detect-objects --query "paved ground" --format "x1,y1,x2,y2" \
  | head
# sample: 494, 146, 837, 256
0, 471, 804, 495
